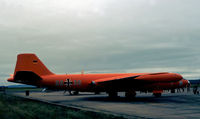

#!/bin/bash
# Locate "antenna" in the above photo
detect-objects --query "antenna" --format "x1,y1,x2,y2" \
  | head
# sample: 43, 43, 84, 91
81, 70, 84, 75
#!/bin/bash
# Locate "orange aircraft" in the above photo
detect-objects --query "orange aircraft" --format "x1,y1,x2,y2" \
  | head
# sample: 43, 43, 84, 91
8, 53, 189, 98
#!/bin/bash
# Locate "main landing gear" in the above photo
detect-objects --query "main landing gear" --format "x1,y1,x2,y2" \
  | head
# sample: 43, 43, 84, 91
125, 90, 136, 99
73, 91, 79, 95
107, 90, 137, 99
94, 91, 100, 95
153, 90, 163, 97
153, 93, 162, 97
108, 92, 118, 98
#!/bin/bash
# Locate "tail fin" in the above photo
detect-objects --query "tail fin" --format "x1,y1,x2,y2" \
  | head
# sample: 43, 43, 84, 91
14, 53, 54, 77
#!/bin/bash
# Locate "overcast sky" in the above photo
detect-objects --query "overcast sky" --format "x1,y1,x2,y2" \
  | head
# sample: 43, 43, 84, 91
1, 0, 200, 86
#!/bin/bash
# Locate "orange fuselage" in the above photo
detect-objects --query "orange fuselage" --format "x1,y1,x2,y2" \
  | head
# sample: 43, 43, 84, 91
8, 72, 188, 92
7, 53, 189, 93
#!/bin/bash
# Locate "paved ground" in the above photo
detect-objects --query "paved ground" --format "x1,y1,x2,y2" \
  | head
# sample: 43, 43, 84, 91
10, 90, 200, 119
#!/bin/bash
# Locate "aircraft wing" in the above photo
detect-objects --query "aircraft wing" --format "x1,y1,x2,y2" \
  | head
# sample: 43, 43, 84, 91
94, 72, 179, 86
94, 74, 141, 85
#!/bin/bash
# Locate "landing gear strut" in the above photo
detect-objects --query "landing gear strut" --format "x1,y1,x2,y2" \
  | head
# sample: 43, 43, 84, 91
95, 91, 100, 95
153, 90, 163, 97
125, 90, 136, 99
108, 92, 118, 98
73, 91, 79, 95
153, 93, 162, 97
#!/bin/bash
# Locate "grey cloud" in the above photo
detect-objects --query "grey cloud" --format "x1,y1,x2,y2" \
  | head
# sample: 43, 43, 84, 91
1, 0, 200, 85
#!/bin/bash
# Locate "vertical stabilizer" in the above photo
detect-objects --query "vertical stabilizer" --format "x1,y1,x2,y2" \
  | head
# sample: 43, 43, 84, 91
14, 53, 54, 77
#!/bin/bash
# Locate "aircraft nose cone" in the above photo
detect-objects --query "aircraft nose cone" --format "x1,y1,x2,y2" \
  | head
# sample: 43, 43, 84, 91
179, 79, 189, 87
184, 79, 189, 86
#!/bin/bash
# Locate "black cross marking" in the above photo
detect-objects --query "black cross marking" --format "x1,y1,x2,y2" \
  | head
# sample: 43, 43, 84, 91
64, 79, 73, 87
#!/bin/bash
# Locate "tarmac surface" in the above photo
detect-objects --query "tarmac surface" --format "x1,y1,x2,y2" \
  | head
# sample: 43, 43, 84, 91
10, 90, 200, 119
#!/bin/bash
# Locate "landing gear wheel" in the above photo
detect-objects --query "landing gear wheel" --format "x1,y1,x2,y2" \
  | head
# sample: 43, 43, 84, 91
125, 91, 136, 99
153, 93, 161, 97
95, 91, 100, 95
171, 89, 175, 93
73, 91, 79, 95
108, 92, 118, 98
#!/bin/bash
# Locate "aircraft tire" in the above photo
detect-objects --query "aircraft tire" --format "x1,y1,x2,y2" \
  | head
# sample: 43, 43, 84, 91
108, 92, 118, 98
95, 91, 100, 94
73, 91, 79, 95
153, 93, 162, 97
125, 90, 136, 99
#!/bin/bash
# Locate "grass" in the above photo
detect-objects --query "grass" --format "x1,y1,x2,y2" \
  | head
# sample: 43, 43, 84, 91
0, 93, 125, 119
6, 87, 42, 92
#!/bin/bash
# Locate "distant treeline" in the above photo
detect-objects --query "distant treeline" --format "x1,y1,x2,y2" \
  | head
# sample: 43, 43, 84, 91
189, 79, 200, 85
0, 85, 36, 88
